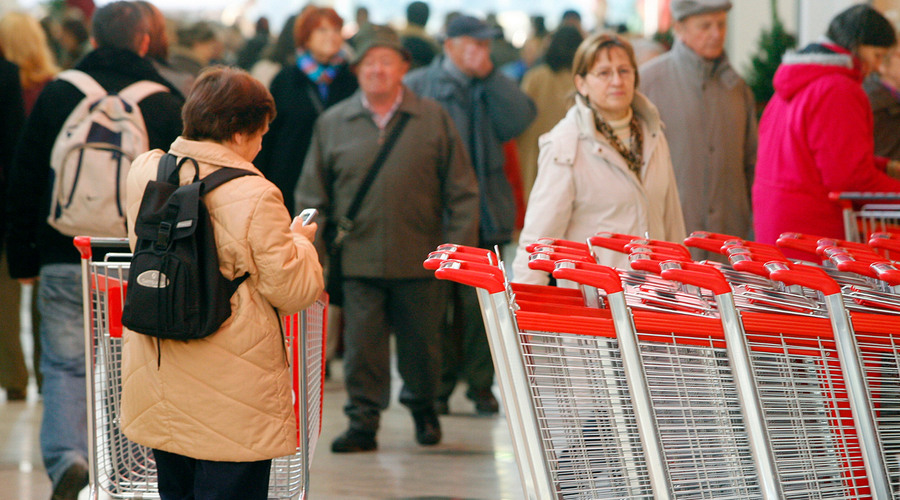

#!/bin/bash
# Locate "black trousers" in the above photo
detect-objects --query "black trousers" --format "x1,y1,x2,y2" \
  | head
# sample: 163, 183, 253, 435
152, 449, 271, 500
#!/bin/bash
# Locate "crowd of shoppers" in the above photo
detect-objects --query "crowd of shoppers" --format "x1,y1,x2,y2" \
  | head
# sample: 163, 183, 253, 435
6, 1, 900, 499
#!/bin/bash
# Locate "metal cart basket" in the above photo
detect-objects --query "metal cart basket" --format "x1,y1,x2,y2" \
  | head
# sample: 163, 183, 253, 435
76, 236, 326, 500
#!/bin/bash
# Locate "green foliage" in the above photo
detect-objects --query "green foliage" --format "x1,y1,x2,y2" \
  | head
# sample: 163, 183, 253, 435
653, 28, 674, 51
747, 0, 797, 107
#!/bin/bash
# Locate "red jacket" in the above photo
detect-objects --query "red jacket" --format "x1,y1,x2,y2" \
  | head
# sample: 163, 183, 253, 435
753, 44, 900, 257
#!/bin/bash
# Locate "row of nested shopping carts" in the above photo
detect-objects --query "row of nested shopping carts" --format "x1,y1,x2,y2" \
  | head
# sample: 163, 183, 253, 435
424, 195, 900, 500
74, 237, 328, 500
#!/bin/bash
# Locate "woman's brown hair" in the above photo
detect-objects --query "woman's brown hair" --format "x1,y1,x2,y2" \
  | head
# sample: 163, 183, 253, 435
182, 66, 276, 142
572, 33, 640, 88
293, 7, 343, 50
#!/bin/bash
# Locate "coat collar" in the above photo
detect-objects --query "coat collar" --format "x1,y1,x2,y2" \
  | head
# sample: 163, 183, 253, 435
672, 38, 737, 85
77, 47, 181, 95
168, 137, 263, 173
572, 91, 662, 138
339, 84, 423, 122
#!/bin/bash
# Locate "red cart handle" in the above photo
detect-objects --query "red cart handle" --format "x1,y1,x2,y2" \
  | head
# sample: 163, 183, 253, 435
814, 237, 873, 254
776, 232, 826, 256
628, 253, 663, 274
424, 250, 492, 269
869, 233, 900, 253
588, 232, 640, 254
871, 262, 900, 286
434, 260, 505, 293
527, 238, 590, 253
528, 250, 594, 273
765, 262, 841, 295
659, 261, 731, 295
526, 243, 591, 258
729, 253, 774, 278
424, 254, 503, 279
825, 251, 879, 279
625, 243, 692, 261
74, 236, 93, 259
683, 231, 745, 254
723, 243, 787, 261
624, 238, 692, 259
435, 244, 496, 264
551, 260, 623, 294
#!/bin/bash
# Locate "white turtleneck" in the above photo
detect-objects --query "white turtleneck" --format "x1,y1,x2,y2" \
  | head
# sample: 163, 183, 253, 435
607, 107, 634, 149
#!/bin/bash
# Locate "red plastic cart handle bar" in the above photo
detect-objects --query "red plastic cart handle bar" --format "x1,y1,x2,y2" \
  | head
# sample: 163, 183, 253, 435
625, 243, 692, 261
723, 244, 787, 261
829, 191, 900, 201
683, 231, 743, 254
870, 262, 900, 286
424, 256, 504, 280
814, 238, 873, 254
435, 244, 496, 265
820, 246, 883, 263
424, 251, 492, 269
74, 236, 93, 259
434, 261, 505, 294
625, 238, 693, 259
525, 243, 591, 258
765, 261, 841, 295
869, 232, 900, 253
550, 260, 623, 294
629, 254, 663, 274
527, 250, 595, 272
775, 232, 827, 256
528, 237, 590, 253
729, 253, 774, 278
658, 261, 732, 295
820, 248, 887, 279
588, 232, 641, 253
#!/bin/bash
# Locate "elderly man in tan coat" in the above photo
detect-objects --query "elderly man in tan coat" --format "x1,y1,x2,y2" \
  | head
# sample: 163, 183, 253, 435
639, 0, 756, 259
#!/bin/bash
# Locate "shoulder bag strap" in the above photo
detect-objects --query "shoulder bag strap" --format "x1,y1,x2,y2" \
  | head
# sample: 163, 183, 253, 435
337, 112, 411, 240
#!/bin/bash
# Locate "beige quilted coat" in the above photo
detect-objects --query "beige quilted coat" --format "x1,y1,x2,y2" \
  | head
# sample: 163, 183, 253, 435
120, 137, 324, 462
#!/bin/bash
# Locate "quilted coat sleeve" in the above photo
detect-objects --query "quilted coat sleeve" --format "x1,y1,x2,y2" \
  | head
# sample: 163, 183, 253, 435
248, 185, 324, 315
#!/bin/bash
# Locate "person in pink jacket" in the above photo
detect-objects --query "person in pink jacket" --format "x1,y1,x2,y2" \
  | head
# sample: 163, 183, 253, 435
754, 4, 900, 258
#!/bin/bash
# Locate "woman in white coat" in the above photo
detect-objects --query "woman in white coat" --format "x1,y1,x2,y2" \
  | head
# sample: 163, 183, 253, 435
512, 33, 686, 284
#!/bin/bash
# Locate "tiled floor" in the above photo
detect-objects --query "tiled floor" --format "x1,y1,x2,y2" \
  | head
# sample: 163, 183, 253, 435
0, 361, 523, 500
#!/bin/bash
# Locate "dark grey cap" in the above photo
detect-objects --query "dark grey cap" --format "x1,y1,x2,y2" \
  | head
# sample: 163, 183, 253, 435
671, 0, 732, 21
445, 15, 500, 40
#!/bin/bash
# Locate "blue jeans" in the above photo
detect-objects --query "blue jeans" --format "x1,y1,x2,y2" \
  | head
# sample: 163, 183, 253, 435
38, 263, 88, 486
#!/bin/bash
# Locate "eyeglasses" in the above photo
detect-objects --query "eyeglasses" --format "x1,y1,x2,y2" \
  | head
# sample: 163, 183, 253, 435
586, 67, 635, 83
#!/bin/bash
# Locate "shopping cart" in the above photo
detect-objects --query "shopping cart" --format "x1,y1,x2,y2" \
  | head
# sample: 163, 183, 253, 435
830, 192, 900, 244
75, 236, 326, 500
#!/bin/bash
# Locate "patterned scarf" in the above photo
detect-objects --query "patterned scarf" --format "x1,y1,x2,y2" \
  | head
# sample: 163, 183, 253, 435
296, 50, 345, 101
590, 103, 644, 178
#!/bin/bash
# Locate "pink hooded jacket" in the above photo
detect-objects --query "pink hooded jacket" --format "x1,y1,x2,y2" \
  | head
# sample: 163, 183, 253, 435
753, 43, 900, 258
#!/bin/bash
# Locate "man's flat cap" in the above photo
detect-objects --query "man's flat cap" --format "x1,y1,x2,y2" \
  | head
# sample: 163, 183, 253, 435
671, 0, 732, 21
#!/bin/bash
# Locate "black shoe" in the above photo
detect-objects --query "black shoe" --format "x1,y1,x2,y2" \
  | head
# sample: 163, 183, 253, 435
469, 388, 499, 416
51, 460, 89, 500
331, 429, 377, 453
434, 398, 449, 415
412, 409, 442, 446
5, 388, 26, 401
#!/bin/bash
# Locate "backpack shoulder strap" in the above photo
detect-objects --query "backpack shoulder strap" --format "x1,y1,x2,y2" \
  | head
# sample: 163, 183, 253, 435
156, 153, 180, 183
201, 167, 258, 194
119, 80, 170, 104
56, 70, 107, 101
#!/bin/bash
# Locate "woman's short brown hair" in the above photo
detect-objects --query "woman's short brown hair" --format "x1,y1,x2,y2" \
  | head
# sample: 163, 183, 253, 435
572, 33, 640, 88
182, 66, 276, 142
293, 7, 343, 49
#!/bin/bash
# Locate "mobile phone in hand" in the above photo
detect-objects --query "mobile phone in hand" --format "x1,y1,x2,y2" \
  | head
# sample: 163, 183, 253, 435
295, 208, 318, 228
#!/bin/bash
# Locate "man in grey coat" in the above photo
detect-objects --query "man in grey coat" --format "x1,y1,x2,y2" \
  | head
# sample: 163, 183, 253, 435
405, 14, 536, 416
295, 29, 479, 453
640, 0, 756, 259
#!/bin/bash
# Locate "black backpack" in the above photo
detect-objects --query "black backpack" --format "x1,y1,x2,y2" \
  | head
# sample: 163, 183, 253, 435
121, 153, 256, 340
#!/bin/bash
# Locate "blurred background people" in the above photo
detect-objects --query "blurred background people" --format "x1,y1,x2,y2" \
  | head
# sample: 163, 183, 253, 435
640, 0, 756, 259
754, 4, 900, 259
512, 33, 685, 282
250, 13, 300, 88
58, 17, 90, 69
517, 25, 584, 201
134, 0, 190, 98
865, 45, 900, 161
256, 6, 357, 215
400, 1, 439, 70
0, 36, 26, 403
236, 17, 271, 70
0, 10, 58, 402
406, 14, 536, 416
169, 20, 222, 78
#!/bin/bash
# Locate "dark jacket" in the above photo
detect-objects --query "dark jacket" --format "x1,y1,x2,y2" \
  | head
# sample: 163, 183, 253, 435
295, 87, 479, 278
5, 47, 184, 279
0, 57, 25, 254
255, 63, 357, 214
405, 55, 536, 245
864, 73, 900, 161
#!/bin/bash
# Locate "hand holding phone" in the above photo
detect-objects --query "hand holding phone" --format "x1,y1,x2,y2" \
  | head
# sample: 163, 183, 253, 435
292, 208, 318, 230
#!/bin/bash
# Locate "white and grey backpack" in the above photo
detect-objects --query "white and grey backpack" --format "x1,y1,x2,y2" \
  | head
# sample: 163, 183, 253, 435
47, 70, 168, 237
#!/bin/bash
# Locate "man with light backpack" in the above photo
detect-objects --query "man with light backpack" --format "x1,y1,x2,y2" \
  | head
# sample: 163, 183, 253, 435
4, 3, 183, 498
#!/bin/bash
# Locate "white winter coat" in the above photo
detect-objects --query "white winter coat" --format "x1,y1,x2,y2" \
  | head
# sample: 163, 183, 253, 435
512, 93, 686, 284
